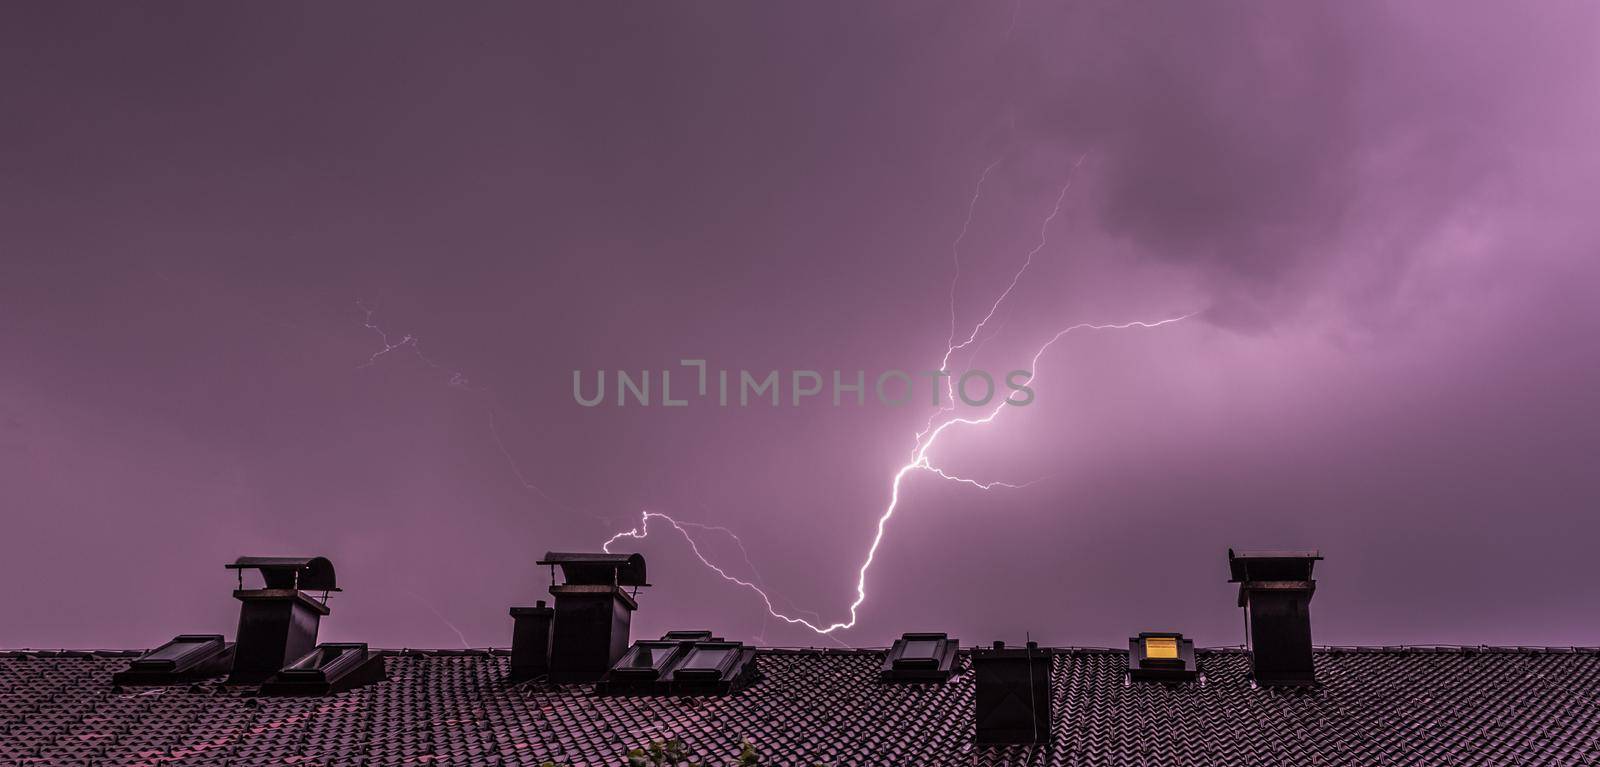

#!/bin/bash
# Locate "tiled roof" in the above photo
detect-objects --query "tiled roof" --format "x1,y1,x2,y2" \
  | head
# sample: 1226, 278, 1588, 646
4, 646, 1600, 766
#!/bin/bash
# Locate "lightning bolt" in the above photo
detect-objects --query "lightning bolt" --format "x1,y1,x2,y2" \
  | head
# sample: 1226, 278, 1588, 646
604, 157, 1193, 635
608, 313, 1190, 636
403, 590, 472, 649
923, 465, 1036, 490
924, 152, 1089, 437
603, 512, 850, 648
357, 300, 475, 389
943, 157, 1005, 362
355, 162, 1189, 639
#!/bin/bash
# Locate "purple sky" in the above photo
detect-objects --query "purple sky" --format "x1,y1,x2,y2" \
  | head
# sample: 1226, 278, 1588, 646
3, 2, 1598, 652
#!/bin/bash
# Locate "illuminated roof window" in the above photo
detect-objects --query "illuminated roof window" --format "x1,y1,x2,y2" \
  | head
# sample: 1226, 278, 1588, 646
1144, 636, 1179, 660
881, 632, 959, 682
1128, 632, 1196, 681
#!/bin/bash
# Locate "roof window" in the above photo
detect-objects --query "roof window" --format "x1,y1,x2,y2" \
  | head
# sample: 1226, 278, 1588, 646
880, 632, 958, 682
1127, 632, 1196, 681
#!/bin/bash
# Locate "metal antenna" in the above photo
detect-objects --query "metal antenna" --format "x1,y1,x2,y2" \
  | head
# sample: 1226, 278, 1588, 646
1026, 631, 1039, 745
1242, 602, 1252, 651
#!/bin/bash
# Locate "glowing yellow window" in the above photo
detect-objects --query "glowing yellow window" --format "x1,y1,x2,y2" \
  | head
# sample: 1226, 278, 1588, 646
1143, 636, 1179, 660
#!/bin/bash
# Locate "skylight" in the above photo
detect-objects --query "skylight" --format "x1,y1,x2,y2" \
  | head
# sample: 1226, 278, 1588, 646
881, 633, 958, 682
612, 641, 681, 678
261, 642, 386, 696
665, 640, 754, 689
132, 636, 224, 671
602, 635, 758, 695
280, 643, 366, 681
115, 634, 234, 685
677, 646, 734, 674
1128, 632, 1196, 681
1143, 636, 1179, 660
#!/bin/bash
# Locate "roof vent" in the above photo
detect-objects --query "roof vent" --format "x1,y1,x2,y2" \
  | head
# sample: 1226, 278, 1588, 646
261, 642, 386, 696
225, 556, 339, 684
1127, 632, 1196, 681
537, 552, 648, 682
1229, 548, 1322, 686
112, 635, 234, 685
973, 641, 1051, 744
880, 632, 958, 682
599, 631, 755, 695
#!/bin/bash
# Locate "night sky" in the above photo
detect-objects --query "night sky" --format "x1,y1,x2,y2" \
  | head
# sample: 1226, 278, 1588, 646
3, 2, 1598, 652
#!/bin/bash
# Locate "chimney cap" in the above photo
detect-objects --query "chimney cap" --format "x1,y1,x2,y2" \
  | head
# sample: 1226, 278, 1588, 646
538, 552, 648, 587
226, 556, 339, 592
1228, 549, 1321, 583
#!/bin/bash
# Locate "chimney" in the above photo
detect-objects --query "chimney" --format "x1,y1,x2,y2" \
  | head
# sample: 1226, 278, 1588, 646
507, 600, 554, 680
973, 640, 1051, 744
224, 556, 338, 684
1228, 548, 1322, 686
537, 552, 648, 682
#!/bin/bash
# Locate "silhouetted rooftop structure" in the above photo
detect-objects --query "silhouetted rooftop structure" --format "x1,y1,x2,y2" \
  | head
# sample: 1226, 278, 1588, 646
7, 548, 1600, 765
5, 645, 1600, 765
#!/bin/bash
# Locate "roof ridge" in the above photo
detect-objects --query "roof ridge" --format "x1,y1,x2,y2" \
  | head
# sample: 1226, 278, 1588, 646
11, 644, 1600, 660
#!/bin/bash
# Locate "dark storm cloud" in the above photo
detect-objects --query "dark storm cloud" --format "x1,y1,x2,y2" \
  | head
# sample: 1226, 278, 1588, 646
1012, 2, 1600, 327
1, 1, 1597, 651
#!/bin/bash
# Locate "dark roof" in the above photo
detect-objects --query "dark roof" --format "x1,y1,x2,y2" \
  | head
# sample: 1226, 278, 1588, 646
5, 646, 1600, 766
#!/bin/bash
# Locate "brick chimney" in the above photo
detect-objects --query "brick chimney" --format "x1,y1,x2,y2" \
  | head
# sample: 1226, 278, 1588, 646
508, 600, 554, 680
973, 640, 1051, 744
